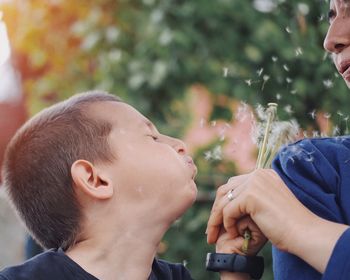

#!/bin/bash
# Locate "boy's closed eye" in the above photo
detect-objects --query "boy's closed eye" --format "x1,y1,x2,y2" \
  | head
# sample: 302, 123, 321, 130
148, 135, 159, 141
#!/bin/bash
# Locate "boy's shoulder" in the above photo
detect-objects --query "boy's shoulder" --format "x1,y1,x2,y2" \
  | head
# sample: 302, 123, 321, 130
150, 258, 193, 280
0, 250, 193, 280
0, 249, 97, 280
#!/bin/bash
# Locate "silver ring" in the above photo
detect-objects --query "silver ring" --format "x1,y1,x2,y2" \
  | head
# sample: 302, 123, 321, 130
227, 189, 234, 201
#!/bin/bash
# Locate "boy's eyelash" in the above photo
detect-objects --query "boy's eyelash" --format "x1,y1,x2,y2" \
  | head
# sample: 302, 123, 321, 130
148, 135, 158, 140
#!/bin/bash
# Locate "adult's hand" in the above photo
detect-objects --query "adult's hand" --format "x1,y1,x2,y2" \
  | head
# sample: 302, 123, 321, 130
206, 169, 348, 273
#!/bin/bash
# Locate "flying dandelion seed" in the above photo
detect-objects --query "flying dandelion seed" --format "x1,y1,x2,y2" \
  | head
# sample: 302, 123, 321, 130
323, 79, 334, 88
223, 67, 229, 77
333, 125, 340, 136
290, 89, 297, 95
183, 260, 188, 267
324, 113, 331, 119
204, 151, 212, 161
318, 14, 325, 21
283, 64, 290, 72
323, 52, 329, 61
295, 47, 303, 56
286, 77, 293, 83
284, 105, 293, 114
304, 155, 314, 163
212, 146, 222, 160
309, 110, 316, 119
285, 26, 292, 33
257, 68, 264, 77
245, 79, 253, 86
261, 75, 270, 90
276, 93, 282, 100
272, 56, 278, 62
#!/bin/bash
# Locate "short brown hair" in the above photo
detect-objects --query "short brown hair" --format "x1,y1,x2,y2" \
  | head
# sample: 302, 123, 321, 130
2, 91, 120, 250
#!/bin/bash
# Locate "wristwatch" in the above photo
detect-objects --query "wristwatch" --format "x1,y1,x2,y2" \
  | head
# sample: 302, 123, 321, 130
206, 253, 264, 279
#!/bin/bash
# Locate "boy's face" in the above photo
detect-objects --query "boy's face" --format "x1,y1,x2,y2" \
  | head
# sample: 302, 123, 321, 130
324, 0, 350, 88
91, 101, 198, 220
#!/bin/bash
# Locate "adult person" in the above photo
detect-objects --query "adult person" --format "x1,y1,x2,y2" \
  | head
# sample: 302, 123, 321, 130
207, 0, 350, 279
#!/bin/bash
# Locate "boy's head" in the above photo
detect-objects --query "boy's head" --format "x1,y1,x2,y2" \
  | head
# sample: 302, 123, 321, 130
2, 91, 197, 250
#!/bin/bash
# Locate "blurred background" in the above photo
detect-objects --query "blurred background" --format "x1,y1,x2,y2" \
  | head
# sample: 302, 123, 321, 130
0, 0, 348, 279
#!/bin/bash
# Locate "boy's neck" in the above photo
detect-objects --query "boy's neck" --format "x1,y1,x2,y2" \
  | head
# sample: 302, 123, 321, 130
65, 220, 170, 280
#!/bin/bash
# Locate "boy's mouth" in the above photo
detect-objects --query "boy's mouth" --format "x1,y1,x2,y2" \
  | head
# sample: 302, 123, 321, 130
186, 156, 198, 179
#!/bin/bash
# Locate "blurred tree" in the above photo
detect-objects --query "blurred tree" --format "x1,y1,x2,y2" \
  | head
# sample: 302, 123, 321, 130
1, 0, 347, 279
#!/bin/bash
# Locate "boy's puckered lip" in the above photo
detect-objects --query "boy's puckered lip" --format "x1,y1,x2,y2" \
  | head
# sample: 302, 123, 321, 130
186, 156, 198, 179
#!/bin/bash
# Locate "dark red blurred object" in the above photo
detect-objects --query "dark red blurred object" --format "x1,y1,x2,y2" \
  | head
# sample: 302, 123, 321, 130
0, 100, 26, 183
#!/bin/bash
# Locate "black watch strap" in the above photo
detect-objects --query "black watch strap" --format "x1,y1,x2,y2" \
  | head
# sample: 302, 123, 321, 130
206, 253, 264, 279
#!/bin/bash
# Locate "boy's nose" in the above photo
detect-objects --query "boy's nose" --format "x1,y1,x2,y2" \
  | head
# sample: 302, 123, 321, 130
324, 21, 350, 54
171, 137, 187, 155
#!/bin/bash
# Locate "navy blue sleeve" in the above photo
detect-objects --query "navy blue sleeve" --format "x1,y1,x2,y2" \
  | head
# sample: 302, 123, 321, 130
272, 137, 350, 224
271, 137, 350, 280
322, 228, 350, 279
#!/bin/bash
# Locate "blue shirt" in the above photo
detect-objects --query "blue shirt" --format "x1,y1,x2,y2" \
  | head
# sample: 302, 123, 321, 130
0, 248, 193, 280
272, 137, 350, 280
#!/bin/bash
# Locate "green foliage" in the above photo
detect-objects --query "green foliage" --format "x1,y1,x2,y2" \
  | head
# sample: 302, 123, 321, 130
2, 0, 347, 279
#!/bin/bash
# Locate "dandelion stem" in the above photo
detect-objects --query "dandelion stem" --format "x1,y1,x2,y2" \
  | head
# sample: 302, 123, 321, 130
243, 103, 278, 254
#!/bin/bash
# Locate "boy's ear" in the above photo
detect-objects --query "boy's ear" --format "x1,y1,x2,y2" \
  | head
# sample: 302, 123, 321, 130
71, 160, 113, 200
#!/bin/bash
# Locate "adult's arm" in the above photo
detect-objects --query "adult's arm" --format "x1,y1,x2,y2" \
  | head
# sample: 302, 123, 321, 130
206, 169, 348, 274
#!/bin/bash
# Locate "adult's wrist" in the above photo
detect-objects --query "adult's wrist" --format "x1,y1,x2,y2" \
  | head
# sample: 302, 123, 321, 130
220, 271, 251, 280
288, 215, 348, 273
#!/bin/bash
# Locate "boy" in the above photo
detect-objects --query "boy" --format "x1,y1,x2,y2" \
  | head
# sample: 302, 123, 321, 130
1, 91, 264, 280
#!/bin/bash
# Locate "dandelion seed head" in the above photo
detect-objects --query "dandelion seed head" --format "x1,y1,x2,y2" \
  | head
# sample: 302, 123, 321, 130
236, 102, 249, 122
255, 104, 268, 121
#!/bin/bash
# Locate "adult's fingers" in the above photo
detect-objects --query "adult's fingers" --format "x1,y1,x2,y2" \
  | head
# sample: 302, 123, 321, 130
222, 192, 249, 238
206, 175, 249, 244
